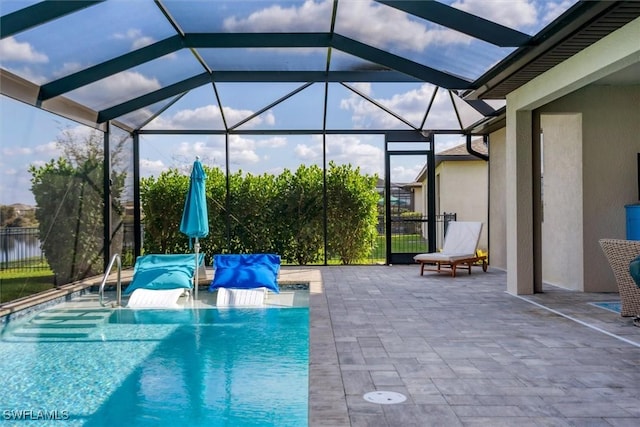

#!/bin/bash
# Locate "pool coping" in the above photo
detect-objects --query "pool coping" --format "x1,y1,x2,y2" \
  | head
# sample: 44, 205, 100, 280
0, 276, 104, 324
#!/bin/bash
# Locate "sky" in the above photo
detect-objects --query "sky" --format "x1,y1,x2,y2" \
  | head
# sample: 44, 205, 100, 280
0, 0, 575, 206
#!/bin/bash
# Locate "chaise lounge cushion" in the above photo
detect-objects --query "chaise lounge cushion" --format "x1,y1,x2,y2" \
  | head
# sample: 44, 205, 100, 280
413, 222, 486, 277
209, 254, 280, 293
124, 254, 204, 295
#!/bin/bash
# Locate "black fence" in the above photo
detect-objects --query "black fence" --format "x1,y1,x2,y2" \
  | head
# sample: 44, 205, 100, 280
387, 212, 457, 255
0, 227, 48, 271
1, 214, 458, 272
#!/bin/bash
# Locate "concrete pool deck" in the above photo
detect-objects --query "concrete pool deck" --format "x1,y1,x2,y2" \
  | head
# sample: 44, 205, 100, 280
2, 265, 639, 425
306, 265, 640, 426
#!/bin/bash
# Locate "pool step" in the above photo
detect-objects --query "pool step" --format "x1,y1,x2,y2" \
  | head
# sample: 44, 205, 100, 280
32, 315, 106, 321
22, 322, 97, 329
5, 307, 112, 340
10, 330, 92, 339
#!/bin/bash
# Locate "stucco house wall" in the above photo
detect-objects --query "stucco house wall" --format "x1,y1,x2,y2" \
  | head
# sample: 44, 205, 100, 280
537, 85, 640, 292
488, 128, 507, 270
435, 160, 488, 251
539, 113, 584, 290
503, 16, 640, 295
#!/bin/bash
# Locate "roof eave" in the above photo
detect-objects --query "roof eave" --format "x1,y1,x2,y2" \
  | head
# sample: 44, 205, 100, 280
465, 1, 633, 100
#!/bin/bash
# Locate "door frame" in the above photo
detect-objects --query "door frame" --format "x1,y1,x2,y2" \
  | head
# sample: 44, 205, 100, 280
384, 132, 436, 264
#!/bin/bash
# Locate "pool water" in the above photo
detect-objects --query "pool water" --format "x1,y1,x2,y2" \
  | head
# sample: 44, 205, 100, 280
0, 307, 309, 426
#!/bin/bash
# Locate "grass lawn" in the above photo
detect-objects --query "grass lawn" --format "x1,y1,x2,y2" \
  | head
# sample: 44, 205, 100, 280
370, 234, 428, 259
0, 269, 55, 304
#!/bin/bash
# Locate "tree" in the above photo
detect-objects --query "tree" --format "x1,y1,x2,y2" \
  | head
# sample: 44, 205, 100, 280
29, 128, 126, 284
0, 205, 37, 227
140, 169, 189, 254
273, 165, 324, 264
0, 206, 17, 227
226, 171, 279, 254
140, 162, 378, 265
326, 162, 379, 264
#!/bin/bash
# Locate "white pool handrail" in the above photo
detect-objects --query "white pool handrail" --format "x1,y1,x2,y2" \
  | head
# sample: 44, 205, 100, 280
99, 253, 122, 307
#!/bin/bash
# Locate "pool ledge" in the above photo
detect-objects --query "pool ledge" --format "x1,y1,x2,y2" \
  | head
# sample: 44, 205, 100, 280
0, 276, 103, 323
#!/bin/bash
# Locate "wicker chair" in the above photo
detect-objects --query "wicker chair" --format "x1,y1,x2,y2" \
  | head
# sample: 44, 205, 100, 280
599, 239, 640, 317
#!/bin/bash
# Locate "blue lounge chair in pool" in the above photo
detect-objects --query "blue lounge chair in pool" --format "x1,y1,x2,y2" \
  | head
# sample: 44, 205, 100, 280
209, 254, 281, 307
125, 253, 206, 308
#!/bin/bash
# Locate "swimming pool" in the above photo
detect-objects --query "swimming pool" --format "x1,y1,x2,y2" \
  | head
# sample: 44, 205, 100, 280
0, 305, 309, 426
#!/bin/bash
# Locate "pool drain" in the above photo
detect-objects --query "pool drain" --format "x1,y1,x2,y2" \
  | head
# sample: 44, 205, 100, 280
363, 391, 407, 404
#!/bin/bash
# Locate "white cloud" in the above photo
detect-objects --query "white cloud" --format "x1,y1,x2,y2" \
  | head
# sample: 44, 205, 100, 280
140, 158, 167, 177
223, 0, 331, 32
132, 36, 155, 50
451, 0, 538, 30
0, 166, 34, 205
70, 71, 161, 109
1, 65, 48, 85
336, 0, 470, 51
33, 141, 58, 155
261, 110, 276, 126
59, 125, 99, 140
223, 0, 470, 54
341, 83, 442, 129
53, 62, 84, 78
257, 137, 287, 148
0, 37, 48, 63
294, 135, 384, 178
228, 135, 260, 164
391, 164, 424, 183
170, 105, 225, 129
225, 106, 276, 128
176, 141, 208, 158
112, 28, 155, 50
2, 146, 33, 156
434, 135, 466, 154
29, 160, 48, 168
148, 105, 276, 131
294, 143, 320, 161
541, 0, 576, 25
351, 83, 372, 96
339, 83, 466, 130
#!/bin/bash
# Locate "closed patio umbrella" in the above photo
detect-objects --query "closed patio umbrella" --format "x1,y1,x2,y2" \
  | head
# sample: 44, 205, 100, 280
180, 157, 209, 300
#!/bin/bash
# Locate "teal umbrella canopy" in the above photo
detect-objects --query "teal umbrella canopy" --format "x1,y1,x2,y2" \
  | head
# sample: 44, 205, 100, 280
180, 158, 208, 299
180, 158, 209, 240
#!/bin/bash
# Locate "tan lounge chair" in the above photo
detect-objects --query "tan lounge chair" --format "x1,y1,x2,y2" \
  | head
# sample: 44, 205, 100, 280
599, 239, 640, 317
414, 221, 487, 277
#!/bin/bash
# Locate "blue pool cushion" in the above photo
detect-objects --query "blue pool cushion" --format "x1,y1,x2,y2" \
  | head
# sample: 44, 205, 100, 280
209, 254, 280, 293
125, 253, 204, 295
630, 255, 640, 288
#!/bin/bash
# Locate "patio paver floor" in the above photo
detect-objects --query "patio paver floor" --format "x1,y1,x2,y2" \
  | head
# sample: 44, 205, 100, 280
307, 265, 640, 427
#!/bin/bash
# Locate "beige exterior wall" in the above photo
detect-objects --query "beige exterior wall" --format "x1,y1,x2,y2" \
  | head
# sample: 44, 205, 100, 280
413, 186, 425, 216
538, 85, 640, 292
488, 128, 507, 270
435, 160, 488, 251
503, 16, 640, 294
539, 113, 584, 290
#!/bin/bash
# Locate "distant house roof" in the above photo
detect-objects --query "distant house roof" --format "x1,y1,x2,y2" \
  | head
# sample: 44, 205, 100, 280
414, 138, 488, 182
437, 139, 488, 156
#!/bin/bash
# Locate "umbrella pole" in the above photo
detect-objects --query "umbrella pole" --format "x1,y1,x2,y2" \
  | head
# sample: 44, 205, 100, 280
194, 238, 200, 301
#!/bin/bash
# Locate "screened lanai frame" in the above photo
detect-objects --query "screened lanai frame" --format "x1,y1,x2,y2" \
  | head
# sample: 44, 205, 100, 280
4, 0, 615, 278
1, 0, 545, 132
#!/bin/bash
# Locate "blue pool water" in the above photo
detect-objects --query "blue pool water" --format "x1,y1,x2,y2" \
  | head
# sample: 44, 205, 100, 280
0, 307, 309, 426
589, 301, 622, 313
